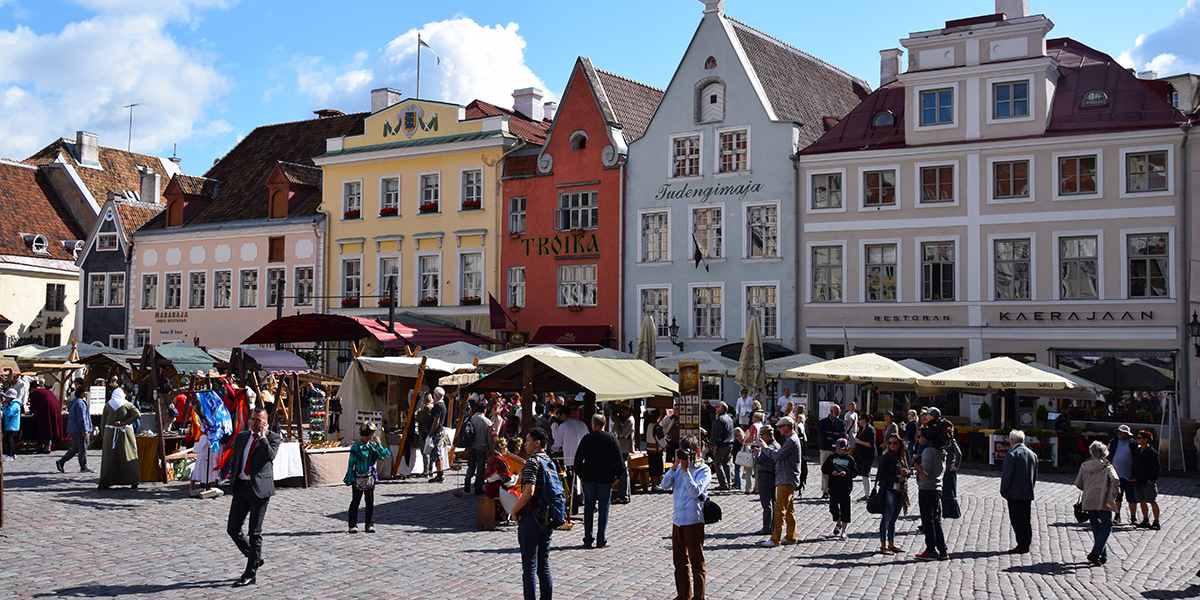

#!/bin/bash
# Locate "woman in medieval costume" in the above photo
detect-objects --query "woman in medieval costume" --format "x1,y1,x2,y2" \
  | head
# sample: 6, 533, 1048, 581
99, 384, 141, 489
27, 380, 64, 453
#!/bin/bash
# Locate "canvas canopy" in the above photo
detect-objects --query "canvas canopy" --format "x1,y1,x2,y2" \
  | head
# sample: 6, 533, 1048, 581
920, 356, 1076, 392
1028, 362, 1109, 400
782, 352, 925, 385
656, 351, 738, 376
437, 373, 481, 387
470, 355, 678, 402
418, 341, 495, 364
335, 360, 388, 437
239, 348, 311, 374
476, 345, 581, 368
585, 347, 636, 360
357, 356, 475, 378
154, 343, 219, 374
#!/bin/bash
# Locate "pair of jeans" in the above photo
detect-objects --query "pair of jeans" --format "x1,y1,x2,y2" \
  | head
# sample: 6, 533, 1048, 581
349, 486, 374, 527
1007, 499, 1032, 550
918, 489, 947, 555
518, 515, 553, 600
712, 445, 732, 489
227, 481, 270, 577
60, 432, 88, 469
757, 474, 775, 532
581, 480, 611, 546
1087, 510, 1112, 560
464, 448, 486, 492
879, 488, 899, 546
771, 484, 796, 543
671, 523, 705, 600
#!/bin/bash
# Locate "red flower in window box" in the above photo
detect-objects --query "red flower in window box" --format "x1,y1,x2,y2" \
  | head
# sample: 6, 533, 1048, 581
567, 304, 584, 313
343, 209, 361, 220
377, 296, 393, 308
460, 296, 481, 306
419, 201, 439, 214
461, 198, 482, 211
340, 296, 360, 308
379, 207, 398, 217
419, 296, 439, 307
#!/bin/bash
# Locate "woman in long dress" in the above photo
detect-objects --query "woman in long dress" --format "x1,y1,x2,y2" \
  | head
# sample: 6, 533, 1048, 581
99, 386, 141, 489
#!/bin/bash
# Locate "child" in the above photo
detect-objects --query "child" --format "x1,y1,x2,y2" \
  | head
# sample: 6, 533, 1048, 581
344, 424, 391, 533
822, 437, 858, 540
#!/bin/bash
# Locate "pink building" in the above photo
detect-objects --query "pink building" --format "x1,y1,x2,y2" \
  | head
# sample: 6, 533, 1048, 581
128, 111, 366, 348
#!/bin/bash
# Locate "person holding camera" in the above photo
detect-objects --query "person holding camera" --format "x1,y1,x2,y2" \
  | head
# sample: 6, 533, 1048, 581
660, 436, 710, 600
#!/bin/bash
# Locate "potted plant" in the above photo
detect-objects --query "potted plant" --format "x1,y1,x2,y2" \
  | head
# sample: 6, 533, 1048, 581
377, 296, 393, 308
461, 198, 482, 211
460, 295, 481, 306
419, 296, 438, 307
379, 207, 398, 217
340, 296, 360, 308
343, 209, 361, 220
419, 201, 439, 214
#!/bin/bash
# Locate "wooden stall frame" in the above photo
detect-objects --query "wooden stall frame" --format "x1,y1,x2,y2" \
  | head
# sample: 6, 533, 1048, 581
390, 356, 427, 476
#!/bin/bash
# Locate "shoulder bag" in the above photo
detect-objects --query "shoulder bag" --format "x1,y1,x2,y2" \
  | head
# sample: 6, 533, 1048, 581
866, 480, 884, 515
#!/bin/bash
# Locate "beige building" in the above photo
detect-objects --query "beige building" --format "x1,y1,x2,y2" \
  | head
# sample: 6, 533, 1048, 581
796, 1, 1194, 425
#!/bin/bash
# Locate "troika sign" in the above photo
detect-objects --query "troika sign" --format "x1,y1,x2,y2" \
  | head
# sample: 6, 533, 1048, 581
519, 233, 600, 257
654, 179, 764, 202
998, 310, 1155, 322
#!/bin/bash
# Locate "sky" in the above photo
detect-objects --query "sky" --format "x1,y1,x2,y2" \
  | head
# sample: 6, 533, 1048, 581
0, 0, 1195, 172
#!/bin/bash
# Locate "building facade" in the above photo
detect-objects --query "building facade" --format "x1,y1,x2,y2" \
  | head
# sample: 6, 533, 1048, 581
129, 111, 365, 348
500, 57, 662, 349
796, 1, 1193, 420
76, 198, 162, 349
623, 0, 865, 389
314, 90, 548, 334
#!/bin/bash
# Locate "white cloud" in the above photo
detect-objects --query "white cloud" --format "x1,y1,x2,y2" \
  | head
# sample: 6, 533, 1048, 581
292, 17, 552, 113
1117, 1, 1200, 76
0, 4, 228, 161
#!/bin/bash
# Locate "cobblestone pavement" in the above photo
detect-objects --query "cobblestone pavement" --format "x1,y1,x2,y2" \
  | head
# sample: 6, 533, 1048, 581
2, 451, 1200, 599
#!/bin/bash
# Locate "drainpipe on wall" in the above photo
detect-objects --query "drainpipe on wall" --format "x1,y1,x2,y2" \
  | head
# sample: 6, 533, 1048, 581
486, 137, 527, 344
618, 160, 626, 351
791, 142, 803, 355
1180, 118, 1193, 422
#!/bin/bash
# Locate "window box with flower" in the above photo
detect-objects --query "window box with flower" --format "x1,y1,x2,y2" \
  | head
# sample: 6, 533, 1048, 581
343, 209, 361, 220
419, 296, 439, 307
419, 201, 439, 215
377, 296, 393, 308
340, 296, 360, 308
460, 295, 481, 306
461, 198, 482, 211
379, 207, 398, 218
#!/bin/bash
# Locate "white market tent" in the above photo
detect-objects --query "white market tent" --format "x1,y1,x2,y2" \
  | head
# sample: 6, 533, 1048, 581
585, 347, 637, 360
477, 344, 581, 368
336, 356, 475, 435
471, 354, 678, 402
656, 351, 739, 376
419, 341, 495, 365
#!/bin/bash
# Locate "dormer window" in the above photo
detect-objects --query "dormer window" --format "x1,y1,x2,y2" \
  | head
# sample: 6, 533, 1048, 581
569, 131, 588, 150
696, 79, 725, 123
1080, 89, 1110, 108
167, 198, 184, 227
871, 111, 895, 128
71, 240, 84, 260
30, 234, 48, 255
96, 232, 118, 251
269, 190, 288, 219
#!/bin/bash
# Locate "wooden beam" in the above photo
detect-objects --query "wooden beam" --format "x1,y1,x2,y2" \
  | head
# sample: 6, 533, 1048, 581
390, 357, 426, 476
152, 346, 169, 484
521, 358, 534, 436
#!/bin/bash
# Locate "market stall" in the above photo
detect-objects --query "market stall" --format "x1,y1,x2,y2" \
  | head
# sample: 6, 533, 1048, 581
136, 343, 220, 483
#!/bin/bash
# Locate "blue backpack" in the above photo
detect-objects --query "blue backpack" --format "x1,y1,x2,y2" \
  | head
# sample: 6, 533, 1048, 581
534, 455, 567, 529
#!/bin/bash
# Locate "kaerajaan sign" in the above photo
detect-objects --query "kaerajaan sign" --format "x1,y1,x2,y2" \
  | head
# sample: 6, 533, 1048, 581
520, 233, 599, 257
383, 104, 439, 139
998, 310, 1154, 322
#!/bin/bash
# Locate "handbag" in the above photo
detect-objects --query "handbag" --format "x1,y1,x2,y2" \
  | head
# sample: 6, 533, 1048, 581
866, 481, 884, 515
1073, 493, 1089, 523
734, 448, 754, 468
703, 498, 722, 524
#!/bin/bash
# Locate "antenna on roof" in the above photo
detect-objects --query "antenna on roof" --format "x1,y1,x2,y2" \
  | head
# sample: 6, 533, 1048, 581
123, 103, 141, 152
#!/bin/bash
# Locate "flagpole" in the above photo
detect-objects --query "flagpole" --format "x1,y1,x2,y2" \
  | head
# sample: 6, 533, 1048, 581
416, 32, 422, 100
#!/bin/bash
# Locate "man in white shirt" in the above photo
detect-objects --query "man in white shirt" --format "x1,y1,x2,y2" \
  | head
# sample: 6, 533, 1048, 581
777, 388, 795, 418
552, 405, 589, 516
735, 389, 755, 429
843, 401, 859, 442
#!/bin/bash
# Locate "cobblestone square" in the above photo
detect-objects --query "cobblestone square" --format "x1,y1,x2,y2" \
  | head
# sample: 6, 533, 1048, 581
2, 452, 1199, 600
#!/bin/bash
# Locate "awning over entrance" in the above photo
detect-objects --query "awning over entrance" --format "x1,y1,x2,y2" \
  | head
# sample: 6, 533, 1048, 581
528, 325, 612, 348
470, 355, 678, 402
242, 313, 415, 345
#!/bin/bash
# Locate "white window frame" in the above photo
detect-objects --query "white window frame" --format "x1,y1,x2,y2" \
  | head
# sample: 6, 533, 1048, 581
339, 257, 362, 302
805, 168, 847, 214
913, 160, 959, 208
913, 82, 959, 131
556, 263, 598, 308
743, 200, 781, 260
985, 75, 1036, 124
96, 232, 119, 252
506, 266, 526, 308
857, 165, 901, 212
805, 240, 847, 304
742, 281, 780, 340
140, 273, 158, 310
1051, 149, 1104, 202
637, 284, 672, 338
293, 265, 315, 307
508, 196, 527, 234
986, 233, 1038, 302
687, 282, 725, 339
132, 328, 151, 349
557, 190, 599, 231
164, 272, 183, 310
342, 179, 363, 219
187, 270, 207, 309
212, 269, 233, 310
457, 250, 485, 305
637, 208, 671, 264
1119, 226, 1175, 300
859, 238, 902, 303
668, 132, 703, 180
689, 203, 725, 261
418, 171, 441, 214
1119, 144, 1174, 199
87, 273, 107, 308
238, 267, 260, 309
913, 236, 960, 303
986, 154, 1036, 204
89, 272, 125, 308
266, 267, 287, 308
1051, 229, 1105, 301
714, 126, 751, 176
377, 254, 401, 300
379, 175, 401, 216
108, 335, 126, 351
459, 168, 484, 211
414, 251, 442, 306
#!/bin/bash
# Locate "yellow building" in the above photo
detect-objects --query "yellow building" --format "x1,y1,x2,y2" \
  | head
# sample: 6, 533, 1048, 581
314, 88, 549, 333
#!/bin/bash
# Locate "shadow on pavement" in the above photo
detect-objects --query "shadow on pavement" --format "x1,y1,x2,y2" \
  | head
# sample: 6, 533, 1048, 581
34, 580, 231, 597
325, 489, 474, 533
1003, 561, 1086, 575
1142, 584, 1200, 599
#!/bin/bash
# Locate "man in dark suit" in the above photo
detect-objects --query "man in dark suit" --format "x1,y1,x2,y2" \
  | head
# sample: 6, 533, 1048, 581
222, 408, 280, 587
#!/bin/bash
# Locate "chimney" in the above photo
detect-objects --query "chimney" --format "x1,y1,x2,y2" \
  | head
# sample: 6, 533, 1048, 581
995, 0, 1028, 18
75, 131, 99, 167
139, 167, 161, 204
700, 0, 725, 15
370, 87, 402, 113
543, 101, 558, 121
1137, 70, 1158, 80
880, 48, 903, 86
512, 87, 545, 122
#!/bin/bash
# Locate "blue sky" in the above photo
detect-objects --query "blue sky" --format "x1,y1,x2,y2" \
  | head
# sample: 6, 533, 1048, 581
0, 0, 1194, 172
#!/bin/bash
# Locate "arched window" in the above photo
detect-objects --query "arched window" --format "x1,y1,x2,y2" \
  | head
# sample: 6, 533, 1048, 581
704, 56, 717, 70
569, 130, 588, 150
697, 79, 725, 123
871, 110, 895, 128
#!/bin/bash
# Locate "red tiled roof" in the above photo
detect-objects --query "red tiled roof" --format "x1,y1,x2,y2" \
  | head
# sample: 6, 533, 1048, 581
801, 37, 1183, 155
277, 161, 322, 187
24, 140, 176, 204
143, 112, 366, 229
174, 174, 220, 197
113, 200, 163, 236
593, 66, 664, 142
0, 161, 84, 261
465, 100, 550, 145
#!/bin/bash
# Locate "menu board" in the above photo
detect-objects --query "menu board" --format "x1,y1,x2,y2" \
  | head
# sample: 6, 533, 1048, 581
88, 386, 107, 415
676, 361, 702, 448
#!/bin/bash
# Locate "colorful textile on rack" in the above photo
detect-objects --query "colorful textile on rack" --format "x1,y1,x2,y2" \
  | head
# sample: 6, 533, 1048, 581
222, 383, 248, 437
196, 389, 232, 454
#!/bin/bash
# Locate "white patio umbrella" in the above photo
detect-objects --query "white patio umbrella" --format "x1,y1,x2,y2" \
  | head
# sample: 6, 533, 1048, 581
635, 316, 658, 365
419, 341, 495, 364
782, 352, 925, 385
477, 344, 581, 368
655, 350, 738, 376
1027, 362, 1109, 400
919, 356, 1076, 393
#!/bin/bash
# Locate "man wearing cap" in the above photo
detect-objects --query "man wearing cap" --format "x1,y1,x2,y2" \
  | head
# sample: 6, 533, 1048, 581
1108, 424, 1138, 525
761, 416, 800, 546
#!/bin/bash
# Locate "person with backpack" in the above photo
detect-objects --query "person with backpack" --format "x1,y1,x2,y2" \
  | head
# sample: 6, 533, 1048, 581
511, 428, 564, 600
660, 436, 711, 600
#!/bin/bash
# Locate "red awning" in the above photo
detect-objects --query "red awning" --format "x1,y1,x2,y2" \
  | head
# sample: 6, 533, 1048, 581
529, 325, 612, 348
242, 313, 415, 345
382, 322, 494, 351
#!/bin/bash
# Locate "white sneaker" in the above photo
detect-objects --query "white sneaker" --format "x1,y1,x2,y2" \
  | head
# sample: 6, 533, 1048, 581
759, 539, 777, 547
839, 529, 848, 541
828, 525, 840, 538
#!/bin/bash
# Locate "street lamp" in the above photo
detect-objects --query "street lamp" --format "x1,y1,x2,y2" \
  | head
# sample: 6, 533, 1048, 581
668, 316, 684, 352
1188, 311, 1200, 357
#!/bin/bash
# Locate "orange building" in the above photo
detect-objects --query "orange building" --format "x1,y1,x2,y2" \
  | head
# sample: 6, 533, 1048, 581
499, 58, 661, 349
